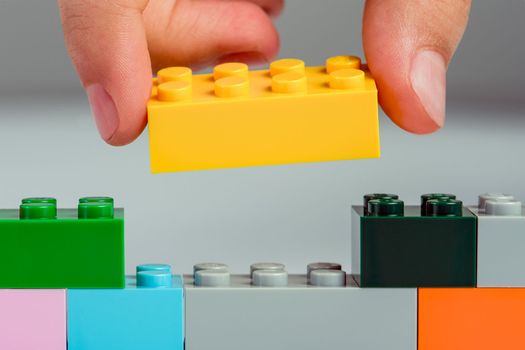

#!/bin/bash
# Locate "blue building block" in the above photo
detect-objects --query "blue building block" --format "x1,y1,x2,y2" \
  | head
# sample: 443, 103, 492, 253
67, 264, 184, 350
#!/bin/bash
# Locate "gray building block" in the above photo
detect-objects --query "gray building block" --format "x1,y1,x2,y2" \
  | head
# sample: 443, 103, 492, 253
184, 266, 417, 350
470, 195, 525, 287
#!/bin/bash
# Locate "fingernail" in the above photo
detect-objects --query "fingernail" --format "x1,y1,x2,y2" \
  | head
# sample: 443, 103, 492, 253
410, 50, 447, 128
86, 84, 119, 141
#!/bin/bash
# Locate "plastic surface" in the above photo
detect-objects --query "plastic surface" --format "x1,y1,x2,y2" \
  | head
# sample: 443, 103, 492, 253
67, 266, 184, 350
310, 269, 346, 287
352, 193, 477, 287
470, 194, 525, 287
194, 269, 231, 287
367, 198, 404, 216
147, 55, 380, 172
137, 270, 172, 288
419, 288, 525, 350
306, 262, 342, 280
478, 193, 514, 210
485, 199, 522, 216
0, 197, 124, 288
252, 270, 288, 287
184, 262, 416, 350
0, 289, 66, 350
250, 262, 285, 277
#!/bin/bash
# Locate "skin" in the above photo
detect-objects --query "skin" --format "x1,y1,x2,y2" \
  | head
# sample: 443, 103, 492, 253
57, 0, 472, 146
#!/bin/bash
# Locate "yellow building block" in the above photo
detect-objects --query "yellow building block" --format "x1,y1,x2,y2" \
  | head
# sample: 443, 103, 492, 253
147, 55, 380, 172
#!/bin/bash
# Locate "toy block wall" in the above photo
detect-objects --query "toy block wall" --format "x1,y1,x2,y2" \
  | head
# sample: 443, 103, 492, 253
3, 191, 525, 350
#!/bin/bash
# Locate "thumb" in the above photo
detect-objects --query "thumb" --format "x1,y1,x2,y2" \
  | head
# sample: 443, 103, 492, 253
363, 0, 471, 134
58, 0, 152, 145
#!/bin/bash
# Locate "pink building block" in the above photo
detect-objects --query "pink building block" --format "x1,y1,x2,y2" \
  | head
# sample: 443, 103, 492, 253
0, 289, 66, 350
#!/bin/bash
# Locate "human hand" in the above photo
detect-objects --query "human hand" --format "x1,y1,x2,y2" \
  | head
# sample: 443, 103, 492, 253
58, 0, 471, 146
58, 0, 281, 145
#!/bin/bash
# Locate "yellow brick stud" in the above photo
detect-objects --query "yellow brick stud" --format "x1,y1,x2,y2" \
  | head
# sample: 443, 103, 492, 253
329, 69, 365, 90
326, 56, 361, 74
157, 67, 193, 84
157, 81, 192, 102
213, 63, 249, 80
271, 72, 307, 93
214, 76, 250, 98
270, 59, 305, 76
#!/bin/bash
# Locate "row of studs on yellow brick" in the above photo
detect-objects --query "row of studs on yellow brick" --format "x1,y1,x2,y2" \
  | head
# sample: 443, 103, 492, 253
154, 55, 367, 102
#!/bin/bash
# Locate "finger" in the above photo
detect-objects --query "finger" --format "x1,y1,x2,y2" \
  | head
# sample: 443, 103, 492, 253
202, 0, 285, 17
363, 0, 472, 134
143, 0, 280, 71
58, 0, 152, 146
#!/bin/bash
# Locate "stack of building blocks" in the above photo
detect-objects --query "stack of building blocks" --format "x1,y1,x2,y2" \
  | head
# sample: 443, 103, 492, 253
1, 176, 524, 347
0, 196, 186, 350
418, 193, 525, 350
147, 55, 380, 172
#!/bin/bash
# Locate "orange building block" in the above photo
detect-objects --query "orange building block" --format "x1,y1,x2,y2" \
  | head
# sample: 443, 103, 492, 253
419, 288, 525, 350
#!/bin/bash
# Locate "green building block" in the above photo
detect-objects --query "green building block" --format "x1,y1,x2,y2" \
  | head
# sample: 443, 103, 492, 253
0, 197, 124, 288
351, 194, 477, 287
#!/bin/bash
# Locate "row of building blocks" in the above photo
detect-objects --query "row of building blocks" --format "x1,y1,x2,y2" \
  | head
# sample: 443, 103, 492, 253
419, 288, 525, 350
185, 262, 417, 350
67, 264, 184, 350
469, 193, 525, 287
351, 193, 477, 287
0, 289, 66, 350
147, 55, 380, 172
0, 196, 124, 288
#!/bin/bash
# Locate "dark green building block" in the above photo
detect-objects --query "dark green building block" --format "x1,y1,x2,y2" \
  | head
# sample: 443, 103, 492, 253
0, 197, 124, 288
351, 194, 477, 287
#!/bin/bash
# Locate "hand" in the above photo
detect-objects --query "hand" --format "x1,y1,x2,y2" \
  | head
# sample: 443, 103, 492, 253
58, 0, 281, 145
58, 0, 471, 146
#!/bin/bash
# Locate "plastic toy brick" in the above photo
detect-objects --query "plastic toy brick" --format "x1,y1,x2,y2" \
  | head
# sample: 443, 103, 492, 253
469, 193, 525, 287
351, 193, 477, 287
147, 55, 380, 172
0, 196, 124, 288
184, 262, 416, 350
68, 264, 184, 350
0, 289, 66, 350
419, 288, 525, 350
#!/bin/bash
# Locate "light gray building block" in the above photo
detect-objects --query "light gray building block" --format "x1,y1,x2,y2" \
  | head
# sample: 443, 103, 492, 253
470, 195, 525, 287
184, 263, 417, 350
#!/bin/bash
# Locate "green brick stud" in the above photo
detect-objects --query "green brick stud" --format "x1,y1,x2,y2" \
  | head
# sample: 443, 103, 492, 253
363, 193, 399, 214
426, 198, 463, 217
21, 197, 57, 205
78, 201, 114, 219
367, 198, 404, 216
420, 193, 456, 215
79, 196, 114, 204
19, 202, 57, 219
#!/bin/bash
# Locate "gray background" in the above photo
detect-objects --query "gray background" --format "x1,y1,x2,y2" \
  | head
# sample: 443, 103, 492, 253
0, 1, 524, 274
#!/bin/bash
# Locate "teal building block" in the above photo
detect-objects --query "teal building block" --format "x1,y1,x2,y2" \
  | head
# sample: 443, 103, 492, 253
351, 193, 477, 287
0, 197, 124, 288
68, 264, 184, 350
